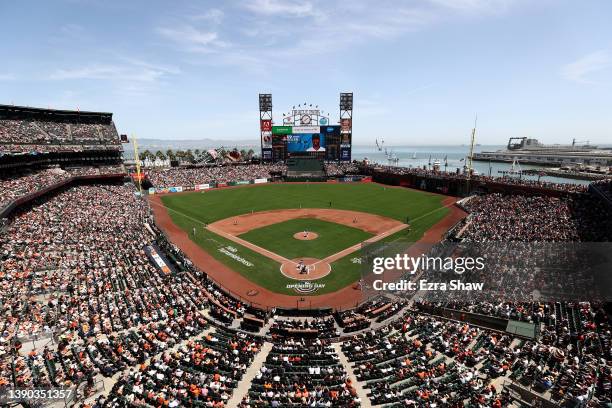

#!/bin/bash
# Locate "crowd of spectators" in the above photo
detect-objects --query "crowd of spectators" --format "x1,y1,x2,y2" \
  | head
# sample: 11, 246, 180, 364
459, 193, 612, 242
0, 167, 69, 209
408, 189, 612, 407
423, 300, 611, 406
0, 166, 125, 210
342, 310, 515, 406
0, 150, 610, 407
147, 164, 287, 188
324, 161, 360, 177
0, 118, 121, 154
64, 165, 125, 177
241, 338, 361, 407
270, 316, 339, 339
357, 298, 405, 322
0, 183, 210, 397
373, 165, 590, 193
104, 329, 262, 407
335, 310, 371, 334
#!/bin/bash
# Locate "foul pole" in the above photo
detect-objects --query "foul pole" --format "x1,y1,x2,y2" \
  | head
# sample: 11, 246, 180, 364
466, 115, 477, 194
132, 135, 143, 194
467, 114, 477, 177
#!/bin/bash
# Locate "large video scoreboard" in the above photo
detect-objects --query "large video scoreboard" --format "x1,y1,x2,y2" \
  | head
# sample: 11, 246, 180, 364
270, 124, 350, 161
259, 93, 353, 162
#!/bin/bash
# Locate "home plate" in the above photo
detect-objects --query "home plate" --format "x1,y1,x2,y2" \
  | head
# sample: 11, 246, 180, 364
280, 257, 331, 280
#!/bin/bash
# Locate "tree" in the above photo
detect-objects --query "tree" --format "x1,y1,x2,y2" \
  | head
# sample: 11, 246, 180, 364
155, 150, 166, 161
185, 149, 195, 163
247, 149, 255, 160
140, 149, 153, 161
165, 149, 176, 161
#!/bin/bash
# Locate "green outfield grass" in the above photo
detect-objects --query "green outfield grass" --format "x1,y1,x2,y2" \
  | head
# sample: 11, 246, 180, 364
159, 182, 450, 295
238, 218, 373, 260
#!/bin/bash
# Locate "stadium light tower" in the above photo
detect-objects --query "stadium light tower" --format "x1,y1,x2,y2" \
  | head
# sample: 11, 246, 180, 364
259, 94, 273, 162
339, 92, 353, 161
340, 92, 353, 120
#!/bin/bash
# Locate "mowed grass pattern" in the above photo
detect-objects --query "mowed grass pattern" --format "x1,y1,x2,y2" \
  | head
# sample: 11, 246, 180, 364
238, 218, 373, 260
159, 183, 450, 295
161, 183, 444, 223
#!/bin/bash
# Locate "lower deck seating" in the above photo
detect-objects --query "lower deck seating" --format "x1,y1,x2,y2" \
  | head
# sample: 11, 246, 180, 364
240, 339, 360, 407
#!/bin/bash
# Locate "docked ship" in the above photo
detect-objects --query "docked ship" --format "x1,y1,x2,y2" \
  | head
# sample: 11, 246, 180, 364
473, 137, 612, 167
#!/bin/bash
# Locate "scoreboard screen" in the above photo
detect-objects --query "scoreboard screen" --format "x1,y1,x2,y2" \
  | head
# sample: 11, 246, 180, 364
287, 133, 326, 152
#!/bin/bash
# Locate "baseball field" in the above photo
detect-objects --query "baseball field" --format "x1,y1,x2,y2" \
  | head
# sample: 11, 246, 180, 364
152, 183, 457, 299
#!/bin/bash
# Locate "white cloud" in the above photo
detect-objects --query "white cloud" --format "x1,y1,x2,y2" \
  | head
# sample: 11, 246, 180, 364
428, 0, 516, 14
192, 8, 224, 24
157, 25, 228, 52
561, 50, 612, 84
49, 60, 179, 83
237, 0, 517, 51
244, 0, 319, 18
159, 0, 520, 71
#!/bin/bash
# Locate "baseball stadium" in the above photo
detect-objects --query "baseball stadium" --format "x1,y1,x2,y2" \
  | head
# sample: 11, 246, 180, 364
2, 2, 612, 405
1, 93, 611, 408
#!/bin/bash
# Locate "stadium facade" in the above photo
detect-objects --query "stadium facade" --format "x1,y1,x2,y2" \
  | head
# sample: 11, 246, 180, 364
1, 101, 612, 407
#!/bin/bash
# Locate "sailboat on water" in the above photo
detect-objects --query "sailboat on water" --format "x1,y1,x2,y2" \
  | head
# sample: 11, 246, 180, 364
498, 157, 523, 177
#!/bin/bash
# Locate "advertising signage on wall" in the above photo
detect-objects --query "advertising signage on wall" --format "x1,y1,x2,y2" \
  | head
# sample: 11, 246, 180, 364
287, 133, 326, 152
292, 125, 320, 134
340, 147, 351, 161
261, 130, 272, 148
272, 126, 292, 135
320, 125, 340, 136
260, 119, 272, 132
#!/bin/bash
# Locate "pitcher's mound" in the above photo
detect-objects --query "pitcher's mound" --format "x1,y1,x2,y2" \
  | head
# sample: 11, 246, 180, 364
280, 257, 331, 280
293, 232, 319, 241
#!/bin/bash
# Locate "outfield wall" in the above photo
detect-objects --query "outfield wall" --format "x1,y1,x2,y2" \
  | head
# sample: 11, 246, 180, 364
147, 175, 372, 195
147, 177, 270, 195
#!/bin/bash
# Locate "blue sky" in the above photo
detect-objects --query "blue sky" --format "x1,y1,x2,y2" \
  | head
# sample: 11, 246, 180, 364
1, 0, 611, 145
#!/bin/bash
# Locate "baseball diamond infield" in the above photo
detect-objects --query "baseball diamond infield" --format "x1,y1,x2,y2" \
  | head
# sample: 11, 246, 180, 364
149, 182, 467, 309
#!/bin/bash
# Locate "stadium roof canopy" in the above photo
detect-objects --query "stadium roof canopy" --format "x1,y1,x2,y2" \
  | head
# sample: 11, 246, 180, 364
0, 103, 114, 124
